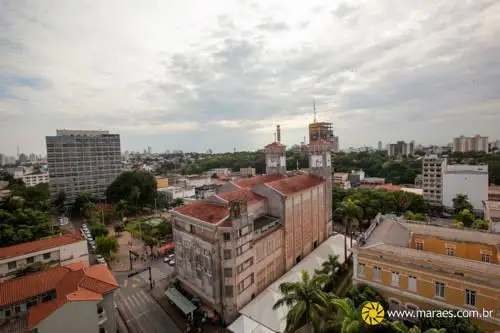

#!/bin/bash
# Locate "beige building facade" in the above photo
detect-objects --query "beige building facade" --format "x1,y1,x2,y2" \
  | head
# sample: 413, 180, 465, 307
172, 133, 333, 321
453, 135, 489, 153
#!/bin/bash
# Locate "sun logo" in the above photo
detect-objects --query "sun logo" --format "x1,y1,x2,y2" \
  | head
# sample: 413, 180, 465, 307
361, 302, 385, 325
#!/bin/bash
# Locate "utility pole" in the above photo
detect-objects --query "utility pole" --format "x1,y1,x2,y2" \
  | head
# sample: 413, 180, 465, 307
313, 100, 316, 123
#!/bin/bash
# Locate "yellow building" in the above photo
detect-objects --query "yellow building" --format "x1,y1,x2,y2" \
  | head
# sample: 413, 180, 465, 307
353, 217, 500, 332
156, 177, 169, 189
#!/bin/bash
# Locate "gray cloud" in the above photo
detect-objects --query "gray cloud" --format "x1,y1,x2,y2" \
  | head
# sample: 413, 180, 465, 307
0, 0, 499, 155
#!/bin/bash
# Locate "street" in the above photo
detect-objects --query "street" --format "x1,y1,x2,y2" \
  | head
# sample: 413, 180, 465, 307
114, 260, 180, 333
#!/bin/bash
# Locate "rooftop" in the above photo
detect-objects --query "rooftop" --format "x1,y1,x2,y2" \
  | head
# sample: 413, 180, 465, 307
377, 184, 402, 192
0, 263, 118, 329
264, 142, 285, 149
0, 231, 84, 260
265, 174, 325, 196
233, 174, 286, 189
217, 189, 265, 205
175, 200, 229, 224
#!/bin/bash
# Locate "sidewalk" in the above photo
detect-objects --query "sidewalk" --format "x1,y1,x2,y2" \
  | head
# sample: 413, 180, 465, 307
150, 280, 221, 333
109, 230, 151, 272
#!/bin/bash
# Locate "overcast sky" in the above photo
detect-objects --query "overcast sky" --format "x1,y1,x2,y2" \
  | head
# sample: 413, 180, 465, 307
1, 0, 499, 155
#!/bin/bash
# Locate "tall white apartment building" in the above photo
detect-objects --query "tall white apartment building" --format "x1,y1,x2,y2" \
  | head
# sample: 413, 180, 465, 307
46, 130, 121, 203
442, 164, 488, 211
422, 155, 446, 206
453, 135, 489, 153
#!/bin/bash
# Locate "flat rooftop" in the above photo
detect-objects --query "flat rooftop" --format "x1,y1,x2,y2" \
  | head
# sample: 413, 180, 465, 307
254, 215, 280, 231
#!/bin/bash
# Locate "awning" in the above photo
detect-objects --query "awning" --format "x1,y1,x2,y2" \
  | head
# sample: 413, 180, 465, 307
165, 288, 197, 315
159, 243, 175, 254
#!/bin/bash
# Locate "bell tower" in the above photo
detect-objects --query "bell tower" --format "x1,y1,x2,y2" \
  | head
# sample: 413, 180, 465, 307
265, 125, 286, 175
303, 138, 333, 233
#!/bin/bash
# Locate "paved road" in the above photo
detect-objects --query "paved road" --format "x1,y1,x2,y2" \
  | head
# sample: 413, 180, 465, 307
114, 261, 179, 333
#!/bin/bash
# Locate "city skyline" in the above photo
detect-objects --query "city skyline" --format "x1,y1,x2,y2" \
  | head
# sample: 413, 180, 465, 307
1, 0, 500, 156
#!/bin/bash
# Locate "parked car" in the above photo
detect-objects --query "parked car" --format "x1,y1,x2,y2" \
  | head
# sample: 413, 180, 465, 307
167, 259, 175, 266
97, 258, 106, 264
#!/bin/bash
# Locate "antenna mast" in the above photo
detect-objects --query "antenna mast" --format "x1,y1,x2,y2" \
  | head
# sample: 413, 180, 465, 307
313, 101, 316, 123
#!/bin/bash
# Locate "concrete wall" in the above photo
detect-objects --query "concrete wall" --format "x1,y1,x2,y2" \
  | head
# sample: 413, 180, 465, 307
36, 301, 99, 333
0, 240, 88, 281
442, 171, 488, 210
252, 184, 284, 218
254, 229, 284, 293
100, 292, 117, 333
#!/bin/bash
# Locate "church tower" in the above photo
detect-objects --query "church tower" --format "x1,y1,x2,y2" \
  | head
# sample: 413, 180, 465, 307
265, 125, 286, 175
304, 138, 333, 233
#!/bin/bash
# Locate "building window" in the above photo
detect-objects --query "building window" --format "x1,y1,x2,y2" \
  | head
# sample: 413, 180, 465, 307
223, 250, 232, 260
435, 282, 445, 298
225, 286, 233, 297
237, 257, 254, 274
481, 253, 490, 263
236, 241, 252, 256
408, 276, 417, 292
374, 266, 382, 281
43, 253, 51, 260
26, 257, 35, 264
238, 274, 254, 294
224, 268, 232, 277
465, 289, 476, 306
7, 261, 16, 270
416, 241, 424, 251
14, 306, 21, 314
391, 272, 400, 287
358, 263, 365, 277
190, 225, 194, 233
446, 247, 455, 256
4, 310, 11, 317
223, 233, 230, 241
238, 226, 251, 237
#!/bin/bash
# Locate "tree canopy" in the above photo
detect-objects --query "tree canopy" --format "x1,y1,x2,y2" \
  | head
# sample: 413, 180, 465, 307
105, 171, 157, 207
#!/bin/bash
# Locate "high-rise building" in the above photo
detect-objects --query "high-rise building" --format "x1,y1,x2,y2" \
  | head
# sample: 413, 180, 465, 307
308, 122, 339, 152
442, 164, 488, 211
387, 140, 415, 157
171, 125, 333, 322
46, 130, 121, 203
453, 135, 489, 153
377, 141, 383, 151
422, 155, 446, 206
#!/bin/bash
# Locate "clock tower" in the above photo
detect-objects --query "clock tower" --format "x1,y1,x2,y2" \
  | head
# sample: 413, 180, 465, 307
265, 125, 287, 175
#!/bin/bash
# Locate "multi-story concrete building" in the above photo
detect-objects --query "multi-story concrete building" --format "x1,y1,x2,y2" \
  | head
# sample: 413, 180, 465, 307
0, 262, 118, 333
19, 172, 49, 187
171, 135, 333, 322
422, 155, 446, 206
239, 168, 256, 178
488, 186, 500, 202
0, 232, 88, 282
308, 122, 339, 152
333, 173, 351, 189
484, 201, 500, 233
377, 141, 383, 151
387, 141, 415, 157
453, 135, 489, 153
46, 130, 121, 203
195, 184, 221, 200
442, 164, 488, 212
353, 215, 500, 332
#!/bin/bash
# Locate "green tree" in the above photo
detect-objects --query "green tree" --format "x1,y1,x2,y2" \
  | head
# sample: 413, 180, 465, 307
273, 270, 329, 333
323, 297, 363, 333
334, 199, 363, 263
0, 208, 53, 247
53, 190, 67, 213
471, 219, 488, 230
404, 211, 425, 221
315, 254, 342, 292
105, 171, 157, 208
83, 201, 96, 219
453, 209, 475, 228
452, 194, 474, 214
156, 220, 173, 238
143, 234, 158, 253
345, 284, 389, 310
115, 199, 129, 220
72, 192, 97, 216
90, 223, 109, 238
95, 236, 119, 258
114, 223, 125, 235
416, 310, 484, 333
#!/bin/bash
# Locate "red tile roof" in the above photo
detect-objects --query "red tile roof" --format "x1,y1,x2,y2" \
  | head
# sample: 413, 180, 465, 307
378, 184, 402, 192
265, 174, 325, 196
218, 189, 265, 204
0, 231, 84, 260
175, 201, 229, 224
219, 220, 233, 228
233, 174, 286, 189
0, 263, 118, 329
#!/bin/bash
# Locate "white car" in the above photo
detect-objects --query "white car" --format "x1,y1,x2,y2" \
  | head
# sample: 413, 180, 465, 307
168, 259, 175, 266
97, 258, 106, 264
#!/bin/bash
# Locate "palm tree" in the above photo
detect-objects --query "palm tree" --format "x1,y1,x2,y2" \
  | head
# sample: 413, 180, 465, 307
386, 321, 445, 333
315, 255, 341, 292
334, 199, 363, 263
115, 199, 129, 221
323, 297, 363, 333
273, 270, 330, 333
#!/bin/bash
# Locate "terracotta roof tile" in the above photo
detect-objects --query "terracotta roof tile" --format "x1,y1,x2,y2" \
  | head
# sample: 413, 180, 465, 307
0, 231, 84, 260
218, 189, 265, 204
1, 262, 118, 329
234, 174, 286, 189
175, 201, 229, 224
27, 298, 66, 330
265, 174, 325, 196
378, 184, 402, 192
64, 261, 87, 271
